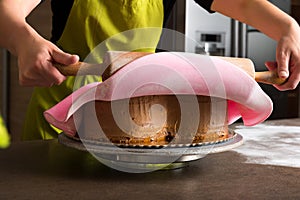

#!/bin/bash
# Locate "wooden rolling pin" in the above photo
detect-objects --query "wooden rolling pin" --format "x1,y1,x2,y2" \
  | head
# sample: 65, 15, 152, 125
54, 51, 287, 85
215, 56, 286, 85
54, 51, 152, 81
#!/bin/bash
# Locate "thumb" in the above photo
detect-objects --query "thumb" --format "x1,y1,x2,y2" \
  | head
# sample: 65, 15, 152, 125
51, 49, 80, 65
276, 54, 290, 79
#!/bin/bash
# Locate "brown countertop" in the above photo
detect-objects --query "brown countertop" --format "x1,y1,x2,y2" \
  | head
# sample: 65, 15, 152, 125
0, 118, 300, 200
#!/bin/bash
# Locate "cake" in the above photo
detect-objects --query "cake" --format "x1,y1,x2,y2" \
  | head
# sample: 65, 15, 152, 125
75, 95, 229, 146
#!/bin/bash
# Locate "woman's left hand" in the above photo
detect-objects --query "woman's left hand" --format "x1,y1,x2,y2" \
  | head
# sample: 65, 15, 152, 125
266, 21, 300, 91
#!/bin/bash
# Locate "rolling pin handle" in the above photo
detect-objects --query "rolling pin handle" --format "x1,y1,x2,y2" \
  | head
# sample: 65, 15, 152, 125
255, 70, 287, 85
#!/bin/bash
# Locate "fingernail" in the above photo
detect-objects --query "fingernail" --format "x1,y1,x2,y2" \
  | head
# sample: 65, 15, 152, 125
279, 71, 288, 78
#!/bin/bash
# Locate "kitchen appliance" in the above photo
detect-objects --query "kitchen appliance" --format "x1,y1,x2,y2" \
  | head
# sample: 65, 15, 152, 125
184, 0, 231, 56
194, 31, 226, 56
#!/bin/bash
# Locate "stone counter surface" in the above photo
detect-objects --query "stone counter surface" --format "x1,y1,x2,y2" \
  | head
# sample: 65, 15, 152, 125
0, 118, 299, 200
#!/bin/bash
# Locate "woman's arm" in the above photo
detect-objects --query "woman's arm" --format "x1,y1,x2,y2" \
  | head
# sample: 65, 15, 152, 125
0, 0, 78, 87
0, 0, 42, 54
211, 0, 300, 90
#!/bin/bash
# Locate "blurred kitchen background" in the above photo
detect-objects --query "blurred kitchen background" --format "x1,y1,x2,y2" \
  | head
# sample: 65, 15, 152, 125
1, 0, 300, 141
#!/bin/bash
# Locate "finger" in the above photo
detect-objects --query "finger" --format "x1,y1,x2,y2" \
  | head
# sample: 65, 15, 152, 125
276, 50, 290, 79
51, 49, 80, 66
20, 61, 66, 87
44, 70, 66, 85
41, 60, 67, 85
274, 78, 298, 91
274, 69, 299, 91
18, 65, 43, 86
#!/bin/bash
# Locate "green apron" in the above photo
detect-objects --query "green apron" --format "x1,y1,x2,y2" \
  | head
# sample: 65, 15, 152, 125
0, 115, 10, 148
22, 0, 164, 140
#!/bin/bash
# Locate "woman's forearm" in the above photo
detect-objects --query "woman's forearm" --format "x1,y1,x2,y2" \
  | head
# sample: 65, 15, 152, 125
0, 0, 41, 55
211, 0, 298, 42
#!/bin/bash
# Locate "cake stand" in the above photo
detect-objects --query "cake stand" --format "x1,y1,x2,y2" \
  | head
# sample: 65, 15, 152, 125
58, 130, 243, 172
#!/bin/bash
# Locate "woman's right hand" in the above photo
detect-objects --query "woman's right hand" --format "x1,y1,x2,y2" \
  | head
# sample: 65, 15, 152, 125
15, 32, 79, 87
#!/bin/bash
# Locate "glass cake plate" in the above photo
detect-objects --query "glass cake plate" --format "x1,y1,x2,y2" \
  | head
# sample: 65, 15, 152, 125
58, 130, 243, 172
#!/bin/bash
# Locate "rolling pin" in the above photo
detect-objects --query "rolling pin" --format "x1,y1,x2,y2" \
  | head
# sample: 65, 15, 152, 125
54, 51, 152, 81
214, 56, 286, 85
54, 51, 287, 85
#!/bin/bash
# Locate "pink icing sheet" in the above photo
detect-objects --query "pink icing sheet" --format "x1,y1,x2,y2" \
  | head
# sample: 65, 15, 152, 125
44, 52, 273, 136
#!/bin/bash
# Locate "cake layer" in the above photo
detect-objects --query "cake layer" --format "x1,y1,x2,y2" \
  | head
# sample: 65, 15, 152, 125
77, 95, 228, 145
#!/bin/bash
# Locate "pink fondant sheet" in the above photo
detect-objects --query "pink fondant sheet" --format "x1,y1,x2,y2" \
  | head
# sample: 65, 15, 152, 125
44, 52, 273, 136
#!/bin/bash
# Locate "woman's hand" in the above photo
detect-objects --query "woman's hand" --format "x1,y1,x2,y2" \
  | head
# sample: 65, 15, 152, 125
16, 33, 79, 87
270, 21, 300, 91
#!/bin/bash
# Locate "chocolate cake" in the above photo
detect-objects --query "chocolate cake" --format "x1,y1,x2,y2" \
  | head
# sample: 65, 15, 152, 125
76, 95, 229, 146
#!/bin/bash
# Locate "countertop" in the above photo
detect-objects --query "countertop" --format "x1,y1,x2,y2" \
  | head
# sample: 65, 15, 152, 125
1, 118, 300, 200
